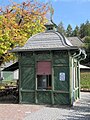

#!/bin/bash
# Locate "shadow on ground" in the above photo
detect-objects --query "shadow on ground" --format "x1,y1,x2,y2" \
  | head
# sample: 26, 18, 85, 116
0, 95, 17, 104
46, 92, 90, 120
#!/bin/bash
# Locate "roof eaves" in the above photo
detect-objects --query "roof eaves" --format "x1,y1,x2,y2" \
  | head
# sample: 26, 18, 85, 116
11, 46, 79, 53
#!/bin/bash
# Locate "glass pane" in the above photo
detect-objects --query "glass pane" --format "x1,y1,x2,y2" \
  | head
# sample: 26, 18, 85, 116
37, 75, 47, 89
37, 75, 52, 90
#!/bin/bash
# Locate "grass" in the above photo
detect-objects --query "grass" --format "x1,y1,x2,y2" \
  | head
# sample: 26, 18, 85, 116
80, 72, 90, 89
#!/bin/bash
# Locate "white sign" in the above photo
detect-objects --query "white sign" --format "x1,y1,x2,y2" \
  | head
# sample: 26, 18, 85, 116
59, 73, 65, 81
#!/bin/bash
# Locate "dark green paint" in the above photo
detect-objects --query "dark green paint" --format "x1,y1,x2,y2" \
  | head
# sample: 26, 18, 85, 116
18, 51, 80, 105
54, 66, 69, 91
37, 91, 51, 104
21, 66, 35, 90
21, 92, 35, 103
54, 93, 69, 105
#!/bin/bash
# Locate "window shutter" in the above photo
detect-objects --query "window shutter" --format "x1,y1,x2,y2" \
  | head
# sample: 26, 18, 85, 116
37, 61, 51, 75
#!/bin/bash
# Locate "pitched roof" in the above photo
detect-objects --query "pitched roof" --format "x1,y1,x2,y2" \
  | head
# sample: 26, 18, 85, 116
1, 61, 18, 70
2, 62, 18, 71
67, 37, 84, 47
80, 64, 90, 69
12, 30, 78, 52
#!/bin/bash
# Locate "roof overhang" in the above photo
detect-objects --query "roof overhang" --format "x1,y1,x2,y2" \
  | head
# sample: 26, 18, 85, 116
80, 64, 90, 69
2, 62, 19, 71
11, 46, 79, 53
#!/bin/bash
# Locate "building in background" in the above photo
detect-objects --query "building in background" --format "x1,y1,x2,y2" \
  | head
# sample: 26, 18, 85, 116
0, 61, 19, 82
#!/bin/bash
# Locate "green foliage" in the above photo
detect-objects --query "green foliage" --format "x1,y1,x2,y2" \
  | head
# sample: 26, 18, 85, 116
79, 23, 86, 38
58, 20, 90, 39
80, 21, 90, 38
84, 36, 90, 49
0, 0, 49, 65
58, 22, 66, 35
82, 36, 90, 65
72, 26, 79, 37
58, 20, 90, 65
80, 72, 90, 89
66, 24, 72, 37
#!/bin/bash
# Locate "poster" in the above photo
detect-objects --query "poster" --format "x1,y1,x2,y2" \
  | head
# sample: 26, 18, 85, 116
59, 72, 65, 81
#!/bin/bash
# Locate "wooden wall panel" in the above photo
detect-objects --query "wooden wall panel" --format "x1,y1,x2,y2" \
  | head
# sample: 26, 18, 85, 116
54, 66, 69, 91
37, 91, 51, 104
53, 51, 69, 65
21, 92, 35, 103
54, 93, 69, 105
20, 52, 34, 65
20, 66, 35, 90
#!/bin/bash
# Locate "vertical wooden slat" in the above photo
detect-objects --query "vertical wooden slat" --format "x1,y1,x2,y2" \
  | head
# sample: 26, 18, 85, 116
68, 51, 73, 105
51, 51, 54, 105
77, 61, 80, 99
19, 53, 22, 103
34, 52, 38, 104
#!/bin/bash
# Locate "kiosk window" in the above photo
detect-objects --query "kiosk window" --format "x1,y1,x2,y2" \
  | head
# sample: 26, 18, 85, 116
36, 61, 52, 89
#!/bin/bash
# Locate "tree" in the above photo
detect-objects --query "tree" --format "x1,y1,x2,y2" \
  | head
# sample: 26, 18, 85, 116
79, 23, 85, 38
84, 20, 90, 37
66, 24, 72, 37
84, 36, 90, 49
58, 22, 66, 35
0, 0, 49, 65
81, 36, 90, 66
79, 20, 90, 38
72, 25, 80, 37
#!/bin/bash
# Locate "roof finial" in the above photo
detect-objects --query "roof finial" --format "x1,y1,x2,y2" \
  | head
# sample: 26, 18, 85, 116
44, 1, 57, 31
49, 0, 54, 21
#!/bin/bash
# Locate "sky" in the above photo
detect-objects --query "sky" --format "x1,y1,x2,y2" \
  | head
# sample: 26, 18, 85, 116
0, 0, 90, 29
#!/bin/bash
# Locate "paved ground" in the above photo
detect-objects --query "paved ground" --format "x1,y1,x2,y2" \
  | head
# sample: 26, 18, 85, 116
0, 104, 43, 120
24, 92, 90, 120
0, 92, 90, 120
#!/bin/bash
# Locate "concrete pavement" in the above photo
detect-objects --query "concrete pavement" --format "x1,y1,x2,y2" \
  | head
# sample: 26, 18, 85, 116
24, 92, 90, 120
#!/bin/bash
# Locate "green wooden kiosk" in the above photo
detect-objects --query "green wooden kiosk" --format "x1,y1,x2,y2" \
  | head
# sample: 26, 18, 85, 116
12, 21, 86, 105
